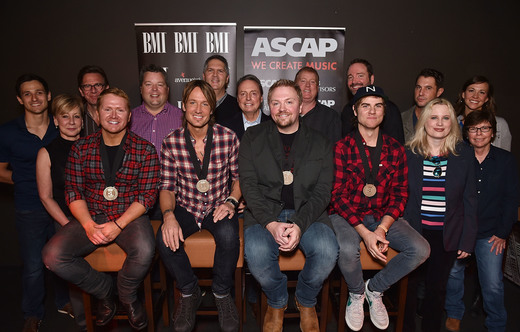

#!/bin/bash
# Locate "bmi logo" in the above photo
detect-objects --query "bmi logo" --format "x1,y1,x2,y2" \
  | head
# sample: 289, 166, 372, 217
174, 32, 198, 53
142, 32, 167, 53
206, 32, 229, 53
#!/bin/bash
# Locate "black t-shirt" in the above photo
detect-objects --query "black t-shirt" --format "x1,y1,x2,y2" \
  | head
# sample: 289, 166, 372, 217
279, 131, 297, 210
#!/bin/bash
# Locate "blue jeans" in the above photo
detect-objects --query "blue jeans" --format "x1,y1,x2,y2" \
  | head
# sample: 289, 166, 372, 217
156, 206, 240, 295
16, 209, 69, 319
445, 237, 507, 332
43, 215, 155, 304
445, 258, 467, 320
244, 211, 338, 309
330, 214, 430, 294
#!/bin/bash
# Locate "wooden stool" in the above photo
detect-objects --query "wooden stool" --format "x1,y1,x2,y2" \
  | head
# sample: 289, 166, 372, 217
81, 219, 168, 332
259, 249, 331, 332
82, 242, 155, 332
172, 219, 245, 332
337, 242, 408, 332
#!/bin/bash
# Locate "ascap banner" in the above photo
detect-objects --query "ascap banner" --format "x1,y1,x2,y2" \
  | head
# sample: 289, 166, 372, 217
244, 26, 346, 114
135, 23, 237, 109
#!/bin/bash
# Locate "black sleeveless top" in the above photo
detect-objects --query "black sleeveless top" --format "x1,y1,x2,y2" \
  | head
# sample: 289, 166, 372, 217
45, 136, 75, 217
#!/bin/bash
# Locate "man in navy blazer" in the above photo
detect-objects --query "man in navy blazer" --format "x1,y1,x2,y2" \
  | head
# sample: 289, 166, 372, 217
220, 74, 270, 140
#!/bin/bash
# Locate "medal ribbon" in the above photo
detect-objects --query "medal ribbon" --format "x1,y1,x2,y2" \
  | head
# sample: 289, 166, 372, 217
184, 126, 213, 181
100, 132, 127, 188
354, 130, 383, 188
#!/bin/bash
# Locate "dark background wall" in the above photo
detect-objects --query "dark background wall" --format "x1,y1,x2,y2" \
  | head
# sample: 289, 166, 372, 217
1, 0, 519, 265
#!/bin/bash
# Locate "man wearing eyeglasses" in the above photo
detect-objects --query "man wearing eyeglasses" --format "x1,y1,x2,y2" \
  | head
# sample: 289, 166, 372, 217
77, 65, 110, 136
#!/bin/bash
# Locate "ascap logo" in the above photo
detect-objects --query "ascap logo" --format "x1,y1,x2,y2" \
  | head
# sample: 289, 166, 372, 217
251, 37, 338, 57
318, 99, 336, 107
142, 32, 167, 53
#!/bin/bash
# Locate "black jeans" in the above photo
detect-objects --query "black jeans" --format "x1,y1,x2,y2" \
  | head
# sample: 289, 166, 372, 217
43, 215, 155, 304
156, 205, 240, 295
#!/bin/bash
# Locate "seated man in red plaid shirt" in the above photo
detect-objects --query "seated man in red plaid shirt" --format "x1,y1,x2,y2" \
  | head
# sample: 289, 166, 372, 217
43, 88, 159, 331
156, 80, 241, 332
329, 85, 430, 332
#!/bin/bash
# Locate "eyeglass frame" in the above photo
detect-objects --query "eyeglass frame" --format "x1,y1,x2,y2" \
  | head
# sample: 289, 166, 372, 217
80, 83, 106, 91
467, 125, 492, 134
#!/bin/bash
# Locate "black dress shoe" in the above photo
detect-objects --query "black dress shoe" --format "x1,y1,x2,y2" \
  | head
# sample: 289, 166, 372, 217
122, 300, 148, 331
96, 294, 116, 326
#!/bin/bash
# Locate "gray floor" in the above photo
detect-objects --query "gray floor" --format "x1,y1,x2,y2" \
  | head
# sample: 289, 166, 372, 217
2, 266, 519, 332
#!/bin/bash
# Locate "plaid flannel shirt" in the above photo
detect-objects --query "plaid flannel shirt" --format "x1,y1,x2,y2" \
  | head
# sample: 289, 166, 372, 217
330, 131, 408, 226
160, 124, 239, 224
65, 131, 159, 222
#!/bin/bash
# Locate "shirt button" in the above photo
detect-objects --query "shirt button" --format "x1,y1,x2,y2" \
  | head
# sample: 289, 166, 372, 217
478, 179, 481, 182
477, 191, 481, 194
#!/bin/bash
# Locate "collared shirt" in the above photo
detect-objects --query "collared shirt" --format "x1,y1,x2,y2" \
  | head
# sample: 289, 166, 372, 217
160, 124, 239, 224
130, 102, 183, 158
65, 131, 159, 222
81, 105, 100, 137
216, 93, 228, 108
0, 115, 58, 210
474, 145, 519, 239
242, 111, 262, 131
330, 131, 408, 226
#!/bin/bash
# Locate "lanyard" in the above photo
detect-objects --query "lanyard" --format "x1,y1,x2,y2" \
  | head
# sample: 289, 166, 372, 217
354, 130, 383, 185
184, 126, 213, 181
99, 132, 127, 187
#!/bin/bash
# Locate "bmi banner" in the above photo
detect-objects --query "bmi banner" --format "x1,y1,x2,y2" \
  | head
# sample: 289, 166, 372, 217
135, 23, 237, 109
244, 26, 345, 114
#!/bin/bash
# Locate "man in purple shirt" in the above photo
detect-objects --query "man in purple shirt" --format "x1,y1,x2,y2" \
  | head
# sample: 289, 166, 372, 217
131, 64, 182, 154
131, 64, 182, 219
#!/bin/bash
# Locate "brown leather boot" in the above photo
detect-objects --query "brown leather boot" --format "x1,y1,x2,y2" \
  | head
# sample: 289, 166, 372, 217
263, 304, 286, 332
445, 317, 461, 332
295, 298, 319, 332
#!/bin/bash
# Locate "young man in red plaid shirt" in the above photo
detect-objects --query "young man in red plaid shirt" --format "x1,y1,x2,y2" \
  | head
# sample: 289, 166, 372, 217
329, 85, 430, 332
43, 88, 159, 331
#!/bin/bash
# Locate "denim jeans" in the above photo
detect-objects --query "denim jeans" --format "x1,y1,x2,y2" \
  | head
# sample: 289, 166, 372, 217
330, 214, 430, 294
156, 205, 240, 295
244, 210, 338, 309
445, 237, 507, 332
43, 215, 155, 304
15, 209, 70, 319
445, 258, 467, 320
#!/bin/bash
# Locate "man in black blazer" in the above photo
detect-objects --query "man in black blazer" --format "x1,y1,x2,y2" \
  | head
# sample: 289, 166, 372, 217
239, 79, 338, 332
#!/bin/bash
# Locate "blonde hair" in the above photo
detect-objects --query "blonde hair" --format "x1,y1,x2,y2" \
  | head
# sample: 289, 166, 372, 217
407, 98, 461, 157
52, 93, 84, 117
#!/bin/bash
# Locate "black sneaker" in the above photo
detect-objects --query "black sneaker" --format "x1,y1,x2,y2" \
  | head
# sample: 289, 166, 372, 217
215, 293, 239, 332
173, 286, 202, 332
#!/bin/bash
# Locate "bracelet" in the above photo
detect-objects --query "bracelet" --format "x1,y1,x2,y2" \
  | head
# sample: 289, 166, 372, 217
162, 208, 174, 215
377, 224, 388, 235
225, 196, 239, 209
113, 220, 123, 230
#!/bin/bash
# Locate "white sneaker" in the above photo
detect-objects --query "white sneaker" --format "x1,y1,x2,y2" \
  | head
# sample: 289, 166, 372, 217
365, 279, 389, 330
345, 292, 365, 331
